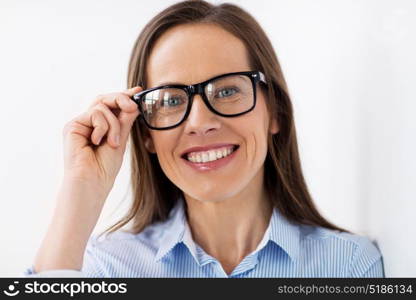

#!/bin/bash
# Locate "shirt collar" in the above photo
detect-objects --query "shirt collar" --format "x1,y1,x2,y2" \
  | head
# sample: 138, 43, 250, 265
154, 197, 195, 263
154, 197, 300, 264
268, 207, 300, 262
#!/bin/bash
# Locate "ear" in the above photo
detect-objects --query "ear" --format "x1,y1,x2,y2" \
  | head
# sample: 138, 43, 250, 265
144, 134, 156, 153
269, 116, 279, 135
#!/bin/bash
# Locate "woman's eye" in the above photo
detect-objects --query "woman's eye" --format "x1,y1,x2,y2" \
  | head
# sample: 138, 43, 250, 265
216, 87, 238, 98
163, 97, 183, 107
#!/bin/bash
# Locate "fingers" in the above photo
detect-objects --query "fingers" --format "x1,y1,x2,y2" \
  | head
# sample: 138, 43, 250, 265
123, 86, 143, 97
90, 110, 109, 145
89, 86, 143, 113
118, 106, 140, 150
93, 103, 121, 147
101, 86, 143, 149
66, 86, 144, 149
63, 115, 93, 140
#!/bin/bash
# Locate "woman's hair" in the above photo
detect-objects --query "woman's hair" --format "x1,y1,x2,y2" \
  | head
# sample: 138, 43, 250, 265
105, 0, 348, 234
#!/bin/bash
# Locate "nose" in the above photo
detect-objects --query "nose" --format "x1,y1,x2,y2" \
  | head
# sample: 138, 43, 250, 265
184, 94, 221, 136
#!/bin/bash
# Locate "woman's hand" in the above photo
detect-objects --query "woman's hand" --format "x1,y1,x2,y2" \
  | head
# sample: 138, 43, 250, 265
62, 86, 142, 192
33, 86, 143, 273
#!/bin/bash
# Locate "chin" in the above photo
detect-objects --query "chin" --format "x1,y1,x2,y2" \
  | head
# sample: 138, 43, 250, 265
184, 184, 241, 203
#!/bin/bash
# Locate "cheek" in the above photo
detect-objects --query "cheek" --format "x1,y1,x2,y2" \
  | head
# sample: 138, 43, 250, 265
242, 100, 271, 157
152, 132, 179, 165
247, 123, 269, 163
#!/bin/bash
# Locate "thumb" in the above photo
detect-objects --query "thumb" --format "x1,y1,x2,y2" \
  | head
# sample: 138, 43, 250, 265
123, 86, 143, 97
118, 86, 143, 146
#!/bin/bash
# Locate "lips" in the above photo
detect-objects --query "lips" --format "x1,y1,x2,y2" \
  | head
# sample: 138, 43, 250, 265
181, 143, 239, 160
181, 144, 240, 172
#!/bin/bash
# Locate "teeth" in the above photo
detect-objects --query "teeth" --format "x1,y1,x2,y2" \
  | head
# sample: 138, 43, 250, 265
216, 150, 223, 159
186, 146, 236, 163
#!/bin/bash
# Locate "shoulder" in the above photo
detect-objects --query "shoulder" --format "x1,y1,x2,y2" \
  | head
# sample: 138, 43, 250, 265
87, 219, 168, 252
297, 225, 384, 277
81, 221, 167, 277
300, 225, 380, 255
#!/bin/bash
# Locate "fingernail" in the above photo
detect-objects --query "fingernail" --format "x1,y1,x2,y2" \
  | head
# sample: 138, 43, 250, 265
97, 137, 102, 145
115, 135, 120, 146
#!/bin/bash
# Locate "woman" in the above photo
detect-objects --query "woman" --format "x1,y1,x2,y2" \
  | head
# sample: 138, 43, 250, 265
27, 0, 383, 277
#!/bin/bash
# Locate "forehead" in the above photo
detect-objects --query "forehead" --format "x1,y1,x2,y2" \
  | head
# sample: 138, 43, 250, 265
146, 23, 251, 88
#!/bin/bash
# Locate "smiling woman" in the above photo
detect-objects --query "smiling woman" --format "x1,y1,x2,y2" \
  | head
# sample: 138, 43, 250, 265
27, 0, 384, 277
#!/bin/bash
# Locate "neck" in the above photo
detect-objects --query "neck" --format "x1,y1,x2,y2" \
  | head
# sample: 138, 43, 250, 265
183, 168, 273, 275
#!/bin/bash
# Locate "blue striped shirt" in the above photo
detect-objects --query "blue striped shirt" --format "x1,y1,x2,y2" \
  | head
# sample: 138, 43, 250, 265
27, 197, 384, 277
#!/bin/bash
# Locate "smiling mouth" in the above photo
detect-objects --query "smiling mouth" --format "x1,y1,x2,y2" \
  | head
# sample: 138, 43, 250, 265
182, 145, 239, 163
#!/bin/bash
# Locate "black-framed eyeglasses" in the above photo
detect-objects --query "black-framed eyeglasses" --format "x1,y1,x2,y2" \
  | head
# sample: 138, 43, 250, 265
132, 70, 267, 130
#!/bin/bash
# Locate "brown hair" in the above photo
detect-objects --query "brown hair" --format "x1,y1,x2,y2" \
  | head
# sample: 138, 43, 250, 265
106, 0, 348, 234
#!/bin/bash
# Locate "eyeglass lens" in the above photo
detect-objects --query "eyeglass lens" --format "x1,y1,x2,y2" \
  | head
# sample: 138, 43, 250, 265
140, 74, 254, 128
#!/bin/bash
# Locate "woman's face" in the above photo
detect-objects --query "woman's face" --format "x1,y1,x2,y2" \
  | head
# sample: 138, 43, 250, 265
145, 23, 278, 202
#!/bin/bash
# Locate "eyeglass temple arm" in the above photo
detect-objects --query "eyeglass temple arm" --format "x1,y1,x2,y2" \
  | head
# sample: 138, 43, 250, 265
258, 71, 267, 84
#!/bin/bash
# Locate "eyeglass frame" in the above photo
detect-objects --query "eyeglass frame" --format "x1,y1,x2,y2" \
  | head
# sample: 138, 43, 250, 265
132, 70, 267, 130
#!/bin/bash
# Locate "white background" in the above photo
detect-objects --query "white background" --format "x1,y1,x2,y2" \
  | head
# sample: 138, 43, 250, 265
1, 0, 415, 276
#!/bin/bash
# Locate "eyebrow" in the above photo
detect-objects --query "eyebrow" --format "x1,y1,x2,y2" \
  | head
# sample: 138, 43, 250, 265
154, 80, 185, 87
152, 72, 228, 88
